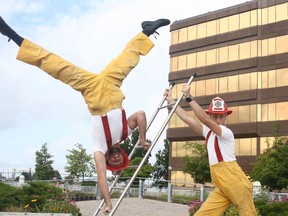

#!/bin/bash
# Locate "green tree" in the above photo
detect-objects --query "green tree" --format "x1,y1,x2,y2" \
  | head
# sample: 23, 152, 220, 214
181, 141, 211, 184
120, 129, 153, 185
251, 136, 288, 190
65, 143, 95, 182
152, 139, 169, 188
35, 143, 55, 180
122, 157, 154, 186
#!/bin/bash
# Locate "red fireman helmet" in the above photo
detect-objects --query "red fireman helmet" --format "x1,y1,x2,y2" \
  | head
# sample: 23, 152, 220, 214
105, 145, 130, 172
205, 97, 232, 115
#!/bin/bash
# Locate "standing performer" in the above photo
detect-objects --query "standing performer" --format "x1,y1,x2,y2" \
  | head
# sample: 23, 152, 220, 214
164, 84, 257, 216
0, 16, 170, 214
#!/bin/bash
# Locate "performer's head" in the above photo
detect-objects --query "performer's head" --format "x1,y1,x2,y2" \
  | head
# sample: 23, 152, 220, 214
206, 97, 232, 125
106, 145, 129, 172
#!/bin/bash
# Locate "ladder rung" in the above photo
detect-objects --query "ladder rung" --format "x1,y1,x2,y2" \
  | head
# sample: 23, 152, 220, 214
127, 165, 138, 168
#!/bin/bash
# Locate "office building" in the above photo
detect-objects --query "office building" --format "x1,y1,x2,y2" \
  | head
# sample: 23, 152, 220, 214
168, 0, 288, 185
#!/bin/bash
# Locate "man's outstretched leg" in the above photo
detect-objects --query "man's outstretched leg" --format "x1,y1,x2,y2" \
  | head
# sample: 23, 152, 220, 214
101, 18, 171, 88
0, 16, 23, 46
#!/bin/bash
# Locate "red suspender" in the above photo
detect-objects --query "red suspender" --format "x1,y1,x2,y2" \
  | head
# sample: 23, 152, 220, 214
206, 130, 213, 146
214, 136, 223, 162
121, 109, 128, 141
206, 130, 223, 163
101, 115, 112, 149
101, 109, 128, 150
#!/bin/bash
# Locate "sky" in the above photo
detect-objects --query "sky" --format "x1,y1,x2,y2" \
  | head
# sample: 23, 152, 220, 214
0, 0, 248, 177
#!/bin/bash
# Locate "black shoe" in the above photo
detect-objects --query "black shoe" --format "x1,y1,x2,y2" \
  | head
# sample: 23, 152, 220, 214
141, 18, 170, 36
0, 16, 24, 46
0, 16, 8, 36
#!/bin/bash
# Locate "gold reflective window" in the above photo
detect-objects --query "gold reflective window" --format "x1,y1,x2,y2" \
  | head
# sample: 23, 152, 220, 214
169, 113, 177, 128
250, 105, 257, 122
207, 20, 217, 37
229, 14, 239, 32
240, 11, 250, 29
276, 102, 288, 120
276, 68, 288, 87
188, 25, 197, 41
218, 77, 228, 94
219, 46, 228, 63
268, 6, 276, 24
177, 142, 187, 157
239, 42, 250, 59
235, 139, 240, 155
261, 8, 268, 25
261, 71, 268, 89
171, 30, 179, 45
238, 138, 256, 156
171, 142, 177, 157
268, 37, 276, 55
276, 35, 288, 54
251, 41, 257, 58
251, 72, 257, 89
276, 3, 288, 22
206, 79, 216, 95
260, 137, 274, 154
195, 80, 205, 96
261, 39, 268, 57
239, 106, 250, 123
261, 104, 268, 121
197, 23, 206, 38
207, 49, 217, 65
229, 44, 239, 62
268, 103, 276, 121
177, 55, 187, 71
239, 73, 251, 91
228, 75, 238, 92
179, 27, 188, 43
251, 10, 257, 26
227, 107, 238, 124
268, 70, 275, 88
219, 17, 228, 34
170, 57, 178, 72
187, 53, 197, 69
196, 51, 206, 67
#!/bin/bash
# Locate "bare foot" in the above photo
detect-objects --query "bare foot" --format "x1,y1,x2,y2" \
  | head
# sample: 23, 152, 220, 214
141, 141, 151, 151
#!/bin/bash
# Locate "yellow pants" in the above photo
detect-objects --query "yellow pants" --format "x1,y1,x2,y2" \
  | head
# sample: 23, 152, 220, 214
195, 161, 257, 216
16, 32, 154, 115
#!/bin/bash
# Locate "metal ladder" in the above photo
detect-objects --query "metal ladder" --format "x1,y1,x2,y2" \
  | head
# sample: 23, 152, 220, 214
93, 73, 197, 216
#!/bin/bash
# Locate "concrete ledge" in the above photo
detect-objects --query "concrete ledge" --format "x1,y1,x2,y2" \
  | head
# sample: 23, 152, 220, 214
0, 213, 72, 216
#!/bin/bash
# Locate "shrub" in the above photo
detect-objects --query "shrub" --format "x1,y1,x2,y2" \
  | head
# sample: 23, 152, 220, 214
0, 182, 25, 211
0, 182, 81, 216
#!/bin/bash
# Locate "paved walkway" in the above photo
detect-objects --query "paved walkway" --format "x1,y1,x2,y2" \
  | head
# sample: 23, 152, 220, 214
76, 198, 189, 216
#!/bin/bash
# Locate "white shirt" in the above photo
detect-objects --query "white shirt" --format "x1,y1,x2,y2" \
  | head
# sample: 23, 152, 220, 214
202, 125, 236, 165
91, 109, 132, 154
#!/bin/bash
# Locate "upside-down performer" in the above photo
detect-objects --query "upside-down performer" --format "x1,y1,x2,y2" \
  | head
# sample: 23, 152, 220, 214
0, 16, 170, 214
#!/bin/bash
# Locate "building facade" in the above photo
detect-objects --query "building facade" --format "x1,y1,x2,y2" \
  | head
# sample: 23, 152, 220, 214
167, 0, 288, 186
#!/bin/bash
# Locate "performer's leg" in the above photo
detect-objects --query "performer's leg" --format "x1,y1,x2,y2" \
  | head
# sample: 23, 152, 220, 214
101, 19, 170, 87
194, 188, 230, 216
212, 162, 258, 216
100, 32, 153, 87
223, 163, 258, 216
16, 39, 97, 93
127, 110, 151, 150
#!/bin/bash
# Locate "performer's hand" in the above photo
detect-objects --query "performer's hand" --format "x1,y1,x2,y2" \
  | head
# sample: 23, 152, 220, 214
164, 89, 174, 104
182, 84, 191, 97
